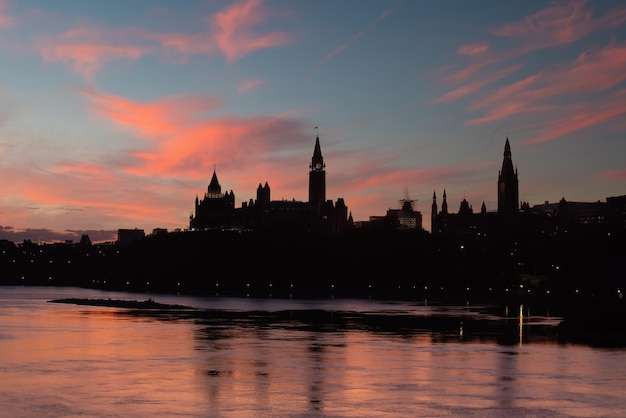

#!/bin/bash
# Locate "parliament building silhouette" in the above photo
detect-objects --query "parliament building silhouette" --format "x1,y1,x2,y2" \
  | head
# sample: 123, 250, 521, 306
189, 135, 353, 234
431, 137, 625, 236
187, 133, 625, 237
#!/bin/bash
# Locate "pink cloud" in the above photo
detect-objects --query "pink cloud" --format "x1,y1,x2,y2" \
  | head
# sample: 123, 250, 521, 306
520, 44, 626, 101
457, 42, 489, 56
467, 102, 539, 125
491, 0, 626, 52
523, 89, 626, 145
34, 0, 293, 79
432, 81, 485, 105
441, 62, 486, 86
434, 1, 626, 100
210, 0, 291, 63
79, 88, 225, 138
469, 71, 543, 110
140, 31, 214, 57
37, 27, 150, 80
79, 88, 306, 180
142, 1, 293, 62
434, 65, 521, 104
597, 168, 626, 181
0, 88, 311, 231
0, 0, 14, 28
465, 42, 626, 128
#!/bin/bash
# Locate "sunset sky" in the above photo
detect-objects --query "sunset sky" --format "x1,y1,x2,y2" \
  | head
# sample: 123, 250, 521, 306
0, 0, 625, 243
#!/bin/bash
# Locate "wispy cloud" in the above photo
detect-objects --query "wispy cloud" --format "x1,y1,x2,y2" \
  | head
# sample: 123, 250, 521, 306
79, 88, 307, 179
433, 65, 521, 104
597, 168, 626, 181
523, 88, 626, 145
237, 78, 265, 93
322, 5, 395, 64
468, 43, 626, 127
431, 0, 626, 144
490, 0, 626, 53
457, 42, 489, 56
0, 0, 14, 28
36, 27, 150, 81
210, 0, 291, 63
34, 0, 293, 80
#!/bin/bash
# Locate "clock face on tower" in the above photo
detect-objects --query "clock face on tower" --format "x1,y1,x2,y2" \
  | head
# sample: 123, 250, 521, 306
315, 162, 322, 170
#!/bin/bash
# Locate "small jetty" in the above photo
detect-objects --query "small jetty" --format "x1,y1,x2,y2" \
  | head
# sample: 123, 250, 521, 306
48, 298, 195, 310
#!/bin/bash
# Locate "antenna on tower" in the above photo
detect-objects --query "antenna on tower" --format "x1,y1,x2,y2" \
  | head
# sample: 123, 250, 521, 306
314, 126, 319, 137
399, 187, 415, 210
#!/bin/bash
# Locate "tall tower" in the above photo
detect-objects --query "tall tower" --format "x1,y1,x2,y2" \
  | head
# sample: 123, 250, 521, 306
497, 137, 519, 227
308, 135, 326, 208
431, 190, 438, 230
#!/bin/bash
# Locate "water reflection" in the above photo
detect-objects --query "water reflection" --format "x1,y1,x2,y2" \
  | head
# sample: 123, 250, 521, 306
184, 303, 567, 415
2, 287, 626, 417
496, 348, 519, 409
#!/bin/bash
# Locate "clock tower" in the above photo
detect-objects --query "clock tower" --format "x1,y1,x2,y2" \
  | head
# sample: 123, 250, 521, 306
308, 135, 326, 209
497, 137, 519, 229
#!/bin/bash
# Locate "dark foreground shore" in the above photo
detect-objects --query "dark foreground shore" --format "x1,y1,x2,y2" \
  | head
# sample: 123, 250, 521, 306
4, 227, 624, 346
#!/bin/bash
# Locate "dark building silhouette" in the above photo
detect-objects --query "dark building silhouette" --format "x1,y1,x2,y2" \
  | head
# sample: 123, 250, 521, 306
497, 137, 519, 230
430, 137, 625, 236
431, 189, 494, 236
432, 138, 516, 236
526, 196, 626, 232
362, 189, 423, 230
309, 136, 326, 209
189, 169, 235, 230
117, 228, 145, 247
189, 135, 353, 233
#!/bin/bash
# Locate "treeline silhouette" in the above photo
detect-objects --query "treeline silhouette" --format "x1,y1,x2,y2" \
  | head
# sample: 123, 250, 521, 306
1, 226, 624, 306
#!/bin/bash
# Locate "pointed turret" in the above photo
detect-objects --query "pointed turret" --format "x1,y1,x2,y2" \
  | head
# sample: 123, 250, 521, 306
310, 136, 325, 171
431, 190, 438, 228
207, 168, 222, 198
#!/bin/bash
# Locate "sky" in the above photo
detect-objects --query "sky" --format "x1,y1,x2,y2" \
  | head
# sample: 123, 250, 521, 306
0, 0, 625, 243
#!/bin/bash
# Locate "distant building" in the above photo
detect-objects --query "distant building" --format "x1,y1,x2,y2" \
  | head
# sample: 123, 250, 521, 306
151, 228, 168, 237
79, 234, 92, 246
431, 138, 624, 236
189, 169, 235, 230
117, 228, 145, 247
606, 195, 626, 228
431, 189, 494, 236
529, 196, 626, 230
189, 135, 353, 233
364, 190, 423, 230
432, 137, 516, 236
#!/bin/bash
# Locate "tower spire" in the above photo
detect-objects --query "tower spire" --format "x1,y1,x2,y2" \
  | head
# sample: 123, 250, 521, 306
309, 134, 326, 207
497, 137, 519, 228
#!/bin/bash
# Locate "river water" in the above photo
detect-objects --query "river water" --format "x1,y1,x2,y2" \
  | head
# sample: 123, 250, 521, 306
1, 286, 625, 417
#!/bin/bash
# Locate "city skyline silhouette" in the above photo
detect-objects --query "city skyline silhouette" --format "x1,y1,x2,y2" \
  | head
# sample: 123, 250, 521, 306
0, 0, 624, 243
